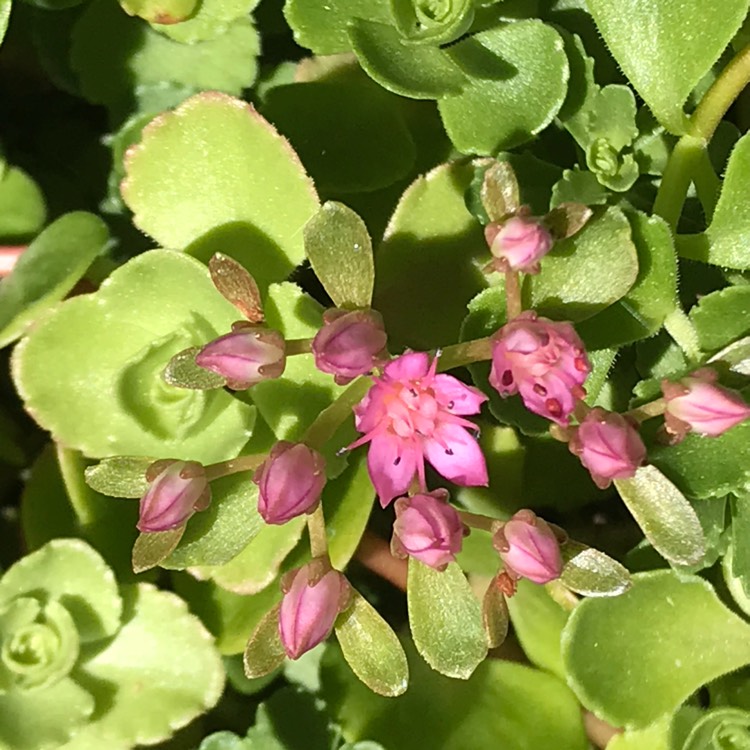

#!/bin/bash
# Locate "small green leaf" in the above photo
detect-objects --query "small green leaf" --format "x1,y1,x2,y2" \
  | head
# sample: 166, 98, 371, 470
606, 716, 672, 750
390, 0, 473, 45
550, 169, 610, 208
482, 584, 509, 649
208, 252, 265, 323
84, 456, 152, 498
562, 570, 750, 727
349, 19, 467, 99
0, 212, 108, 347
682, 708, 750, 750
561, 547, 632, 597
480, 161, 520, 223
335, 591, 409, 697
163, 346, 227, 390
243, 603, 286, 678
121, 93, 319, 287
120, 0, 197, 24
438, 21, 569, 154
586, 0, 748, 133
692, 286, 750, 352
0, 166, 46, 240
407, 559, 487, 679
304, 202, 375, 309
151, 0, 259, 44
615, 465, 706, 567
132, 527, 186, 574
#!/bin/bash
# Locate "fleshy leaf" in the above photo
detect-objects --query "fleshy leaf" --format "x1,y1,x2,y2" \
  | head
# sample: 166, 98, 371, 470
163, 346, 227, 390
390, 0, 473, 45
304, 202, 375, 309
614, 466, 705, 567
335, 591, 409, 697
151, 0, 260, 44
12, 250, 256, 463
562, 570, 750, 727
208, 252, 264, 324
438, 21, 569, 154
243, 603, 286, 678
691, 286, 750, 353
482, 584, 509, 649
586, 0, 748, 133
0, 538, 122, 642
682, 708, 750, 750
121, 93, 319, 288
0, 166, 46, 241
407, 559, 487, 679
119, 0, 197, 24
132, 528, 186, 574
561, 547, 632, 597
480, 160, 520, 223
84, 456, 153, 498
0, 212, 109, 347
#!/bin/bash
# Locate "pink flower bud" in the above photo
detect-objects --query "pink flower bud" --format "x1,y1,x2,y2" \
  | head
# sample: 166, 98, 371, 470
485, 216, 553, 274
278, 562, 350, 660
568, 408, 646, 489
489, 311, 590, 425
137, 460, 211, 532
662, 368, 750, 441
312, 308, 388, 385
493, 510, 562, 584
391, 489, 465, 570
195, 327, 285, 390
253, 442, 326, 525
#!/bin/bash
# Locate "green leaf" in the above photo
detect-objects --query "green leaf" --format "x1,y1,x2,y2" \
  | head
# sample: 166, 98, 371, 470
562, 570, 750, 727
120, 0, 197, 24
407, 559, 487, 679
0, 166, 46, 240
692, 286, 750, 352
132, 528, 185, 574
560, 547, 632, 597
614, 465, 706, 567
243, 603, 286, 678
729, 493, 750, 599
0, 212, 109, 347
576, 212, 677, 348
163, 346, 227, 390
13, 250, 256, 463
62, 583, 224, 749
262, 82, 416, 194
151, 0, 259, 43
121, 93, 318, 288
0, 0, 10, 48
304, 202, 375, 309
523, 206, 639, 322
374, 162, 487, 350
335, 591, 409, 697
84, 456, 152, 499
0, 539, 122, 642
480, 160, 520, 222
390, 0, 473, 45
438, 21, 569, 154
678, 133, 750, 269
682, 708, 750, 750
606, 716, 672, 750
349, 19, 467, 99
550, 169, 610, 208
586, 0, 748, 133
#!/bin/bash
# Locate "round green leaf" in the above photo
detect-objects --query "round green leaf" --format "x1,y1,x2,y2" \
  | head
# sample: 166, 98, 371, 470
151, 0, 259, 43
121, 93, 318, 288
13, 250, 256, 463
407, 559, 487, 680
390, 0, 473, 45
586, 0, 748, 134
438, 21, 569, 154
560, 548, 632, 598
0, 166, 46, 241
682, 708, 750, 750
562, 570, 750, 728
0, 212, 109, 347
335, 591, 409, 697
614, 465, 706, 567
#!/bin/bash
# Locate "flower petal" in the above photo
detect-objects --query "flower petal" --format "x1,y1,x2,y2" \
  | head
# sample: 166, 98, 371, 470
367, 434, 419, 507
425, 423, 488, 487
383, 351, 430, 382
433, 374, 488, 415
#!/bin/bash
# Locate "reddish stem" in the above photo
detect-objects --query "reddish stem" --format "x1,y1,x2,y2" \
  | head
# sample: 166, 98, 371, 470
355, 531, 407, 591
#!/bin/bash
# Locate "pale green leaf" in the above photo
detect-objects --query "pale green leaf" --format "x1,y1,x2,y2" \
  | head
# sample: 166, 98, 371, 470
683, 708, 750, 750
390, 0, 473, 45
163, 346, 226, 390
0, 166, 45, 240
560, 548, 632, 597
606, 716, 672, 750
152, 0, 258, 43
84, 456, 152, 499
243, 603, 286, 679
120, 0, 197, 24
0, 0, 10, 48
132, 527, 185, 574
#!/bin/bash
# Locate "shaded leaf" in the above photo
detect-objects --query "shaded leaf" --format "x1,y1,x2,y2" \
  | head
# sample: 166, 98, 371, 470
132, 527, 185, 574
163, 347, 227, 390
243, 604, 286, 678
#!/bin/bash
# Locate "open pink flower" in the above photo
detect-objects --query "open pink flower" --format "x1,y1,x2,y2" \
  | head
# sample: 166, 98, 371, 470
489, 312, 590, 425
349, 352, 488, 507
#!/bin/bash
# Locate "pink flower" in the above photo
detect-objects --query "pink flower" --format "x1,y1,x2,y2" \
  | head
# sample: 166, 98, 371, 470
195, 326, 285, 390
278, 563, 350, 660
568, 408, 646, 489
349, 352, 488, 507
485, 216, 553, 274
662, 368, 750, 441
493, 510, 562, 584
138, 460, 211, 532
391, 489, 466, 570
312, 308, 388, 385
253, 442, 326, 525
489, 311, 590, 425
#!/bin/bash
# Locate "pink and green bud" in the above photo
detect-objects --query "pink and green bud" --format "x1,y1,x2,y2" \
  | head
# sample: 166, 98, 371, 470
662, 368, 750, 441
391, 489, 466, 570
253, 441, 327, 525
569, 407, 646, 489
312, 308, 388, 385
489, 312, 590, 425
278, 562, 350, 660
195, 327, 285, 390
485, 216, 553, 274
137, 459, 211, 532
493, 510, 562, 585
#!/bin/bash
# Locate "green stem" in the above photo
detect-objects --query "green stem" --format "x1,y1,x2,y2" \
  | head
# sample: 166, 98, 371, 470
458, 510, 500, 532
307, 505, 329, 559
285, 338, 313, 356
204, 453, 266, 481
692, 147, 721, 222
504, 270, 522, 320
626, 397, 667, 424
303, 376, 372, 450
55, 445, 97, 526
438, 336, 494, 371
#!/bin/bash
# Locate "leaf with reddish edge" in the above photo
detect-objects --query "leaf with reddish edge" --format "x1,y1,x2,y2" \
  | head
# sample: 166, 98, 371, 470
209, 252, 265, 323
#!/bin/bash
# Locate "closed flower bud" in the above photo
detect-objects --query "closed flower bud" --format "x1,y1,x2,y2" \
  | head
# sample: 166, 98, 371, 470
195, 327, 285, 390
662, 368, 750, 441
569, 408, 646, 489
138, 460, 211, 532
312, 308, 388, 385
391, 489, 466, 570
253, 442, 326, 525
278, 562, 350, 660
493, 510, 562, 584
485, 216, 553, 274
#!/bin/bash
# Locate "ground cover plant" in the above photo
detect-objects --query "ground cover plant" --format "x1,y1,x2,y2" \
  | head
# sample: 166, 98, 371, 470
1, 0, 750, 748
